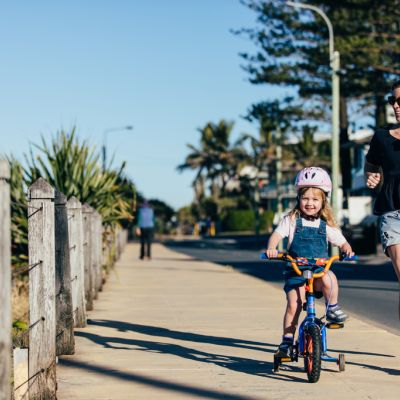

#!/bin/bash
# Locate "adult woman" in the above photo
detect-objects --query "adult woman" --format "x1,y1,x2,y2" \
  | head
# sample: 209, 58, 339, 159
365, 80, 400, 318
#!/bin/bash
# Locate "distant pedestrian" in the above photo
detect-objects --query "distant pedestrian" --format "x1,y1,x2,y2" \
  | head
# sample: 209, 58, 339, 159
136, 200, 155, 260
365, 79, 400, 318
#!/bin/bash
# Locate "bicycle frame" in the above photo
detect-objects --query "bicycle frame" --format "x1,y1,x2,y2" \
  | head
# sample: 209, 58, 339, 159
261, 251, 356, 378
297, 284, 338, 364
285, 253, 343, 363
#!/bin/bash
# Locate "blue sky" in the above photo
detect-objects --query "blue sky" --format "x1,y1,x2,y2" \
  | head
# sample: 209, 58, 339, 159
1, 1, 283, 209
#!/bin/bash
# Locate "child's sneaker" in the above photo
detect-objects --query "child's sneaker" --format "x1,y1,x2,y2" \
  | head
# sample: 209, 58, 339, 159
276, 339, 292, 357
326, 304, 348, 324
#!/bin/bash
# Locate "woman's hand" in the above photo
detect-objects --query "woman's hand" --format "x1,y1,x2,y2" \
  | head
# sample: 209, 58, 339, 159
366, 172, 381, 189
265, 248, 279, 258
340, 242, 354, 257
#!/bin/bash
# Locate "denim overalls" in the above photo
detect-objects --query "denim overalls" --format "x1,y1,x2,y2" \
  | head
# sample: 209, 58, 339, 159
283, 218, 328, 293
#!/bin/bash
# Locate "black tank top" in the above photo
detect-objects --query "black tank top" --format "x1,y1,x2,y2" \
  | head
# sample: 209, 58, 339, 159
366, 127, 400, 215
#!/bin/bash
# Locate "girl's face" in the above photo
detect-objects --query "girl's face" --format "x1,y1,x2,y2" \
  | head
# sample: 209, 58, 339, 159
299, 188, 323, 217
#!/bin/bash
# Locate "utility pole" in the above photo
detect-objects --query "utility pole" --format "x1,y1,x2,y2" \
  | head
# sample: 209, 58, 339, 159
286, 1, 341, 255
102, 125, 133, 172
276, 126, 283, 251
331, 50, 340, 226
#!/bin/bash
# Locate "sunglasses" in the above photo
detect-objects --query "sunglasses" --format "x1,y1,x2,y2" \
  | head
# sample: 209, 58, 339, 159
387, 96, 400, 106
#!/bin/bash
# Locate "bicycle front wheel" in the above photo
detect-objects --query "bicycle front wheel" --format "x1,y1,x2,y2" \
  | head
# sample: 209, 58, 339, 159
303, 324, 322, 383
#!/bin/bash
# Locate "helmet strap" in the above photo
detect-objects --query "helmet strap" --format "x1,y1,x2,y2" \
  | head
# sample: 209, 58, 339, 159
300, 211, 320, 221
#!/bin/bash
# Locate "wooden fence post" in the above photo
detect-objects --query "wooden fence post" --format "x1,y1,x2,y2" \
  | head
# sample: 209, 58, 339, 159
55, 190, 74, 356
13, 348, 28, 400
115, 229, 120, 261
98, 215, 105, 287
28, 178, 56, 399
82, 204, 94, 311
91, 211, 99, 300
93, 211, 103, 295
0, 159, 11, 400
67, 197, 86, 327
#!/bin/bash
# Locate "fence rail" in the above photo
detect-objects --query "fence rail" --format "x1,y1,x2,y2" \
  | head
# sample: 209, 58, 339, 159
0, 167, 128, 399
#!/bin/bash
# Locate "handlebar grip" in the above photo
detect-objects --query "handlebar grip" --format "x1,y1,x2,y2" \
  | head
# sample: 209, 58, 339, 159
340, 254, 359, 261
260, 252, 286, 260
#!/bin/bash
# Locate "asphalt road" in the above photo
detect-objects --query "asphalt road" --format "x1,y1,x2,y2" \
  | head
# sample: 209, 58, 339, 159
164, 237, 400, 336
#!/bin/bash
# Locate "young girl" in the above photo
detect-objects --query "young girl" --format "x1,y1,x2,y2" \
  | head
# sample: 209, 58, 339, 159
265, 167, 353, 357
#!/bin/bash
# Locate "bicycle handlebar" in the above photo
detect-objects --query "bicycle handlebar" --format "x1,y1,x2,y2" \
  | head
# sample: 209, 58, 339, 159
260, 252, 358, 278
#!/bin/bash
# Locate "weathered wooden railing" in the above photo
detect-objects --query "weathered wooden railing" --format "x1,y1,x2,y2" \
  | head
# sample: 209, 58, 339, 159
0, 164, 128, 400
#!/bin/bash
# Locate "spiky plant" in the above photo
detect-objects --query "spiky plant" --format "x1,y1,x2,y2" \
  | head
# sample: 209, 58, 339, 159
8, 157, 28, 269
24, 128, 135, 226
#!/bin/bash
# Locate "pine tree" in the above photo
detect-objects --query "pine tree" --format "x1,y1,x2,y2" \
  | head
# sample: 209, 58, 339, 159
237, 0, 400, 192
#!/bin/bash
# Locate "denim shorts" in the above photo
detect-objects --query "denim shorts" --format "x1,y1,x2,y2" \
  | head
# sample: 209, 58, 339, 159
283, 267, 323, 298
379, 210, 400, 255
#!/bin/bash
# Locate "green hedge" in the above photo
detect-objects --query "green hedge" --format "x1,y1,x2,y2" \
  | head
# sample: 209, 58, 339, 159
260, 209, 274, 231
223, 210, 254, 231
222, 209, 274, 232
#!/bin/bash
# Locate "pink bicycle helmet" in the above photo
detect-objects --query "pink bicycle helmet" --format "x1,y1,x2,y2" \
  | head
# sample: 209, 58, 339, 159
294, 167, 332, 195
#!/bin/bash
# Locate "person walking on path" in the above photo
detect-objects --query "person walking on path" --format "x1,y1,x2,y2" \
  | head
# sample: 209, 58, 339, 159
265, 167, 353, 357
365, 79, 400, 319
136, 200, 155, 260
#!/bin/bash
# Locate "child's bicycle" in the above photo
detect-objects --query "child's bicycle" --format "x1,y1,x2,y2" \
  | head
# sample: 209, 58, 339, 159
260, 251, 357, 383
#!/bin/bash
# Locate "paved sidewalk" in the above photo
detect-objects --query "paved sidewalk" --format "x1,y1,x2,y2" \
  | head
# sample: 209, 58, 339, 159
57, 243, 400, 400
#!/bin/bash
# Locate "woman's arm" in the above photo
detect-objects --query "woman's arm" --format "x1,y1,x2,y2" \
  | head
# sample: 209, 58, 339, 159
364, 131, 383, 190
364, 160, 383, 189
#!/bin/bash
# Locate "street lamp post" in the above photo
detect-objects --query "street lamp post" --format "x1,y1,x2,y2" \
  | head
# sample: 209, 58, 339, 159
102, 125, 133, 171
276, 125, 283, 251
286, 1, 341, 226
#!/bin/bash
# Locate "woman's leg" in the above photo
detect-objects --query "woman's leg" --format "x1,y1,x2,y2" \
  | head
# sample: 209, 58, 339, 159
385, 244, 400, 319
283, 286, 306, 337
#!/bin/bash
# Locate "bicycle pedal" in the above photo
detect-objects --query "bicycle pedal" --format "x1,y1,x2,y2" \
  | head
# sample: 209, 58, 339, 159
326, 322, 344, 329
280, 357, 292, 362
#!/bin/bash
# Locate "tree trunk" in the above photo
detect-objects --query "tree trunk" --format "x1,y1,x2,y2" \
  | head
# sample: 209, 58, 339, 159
374, 71, 387, 128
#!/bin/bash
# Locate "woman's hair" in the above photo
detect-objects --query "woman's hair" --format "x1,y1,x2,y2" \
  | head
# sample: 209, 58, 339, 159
391, 80, 400, 92
288, 187, 337, 227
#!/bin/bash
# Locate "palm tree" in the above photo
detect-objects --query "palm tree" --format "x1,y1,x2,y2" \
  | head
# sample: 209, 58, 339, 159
287, 125, 331, 170
177, 119, 238, 199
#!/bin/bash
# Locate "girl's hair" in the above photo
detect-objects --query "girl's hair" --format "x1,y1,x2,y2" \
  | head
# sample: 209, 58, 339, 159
288, 187, 337, 227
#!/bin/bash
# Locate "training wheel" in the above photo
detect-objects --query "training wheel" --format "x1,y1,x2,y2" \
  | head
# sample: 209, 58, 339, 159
338, 353, 345, 372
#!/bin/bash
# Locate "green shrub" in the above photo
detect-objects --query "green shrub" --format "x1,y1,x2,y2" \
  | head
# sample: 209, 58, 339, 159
260, 209, 275, 232
222, 209, 255, 231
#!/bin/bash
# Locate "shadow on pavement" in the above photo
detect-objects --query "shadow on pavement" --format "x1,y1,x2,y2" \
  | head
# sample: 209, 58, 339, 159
87, 319, 276, 353
59, 358, 263, 400
345, 360, 400, 376
74, 330, 305, 383
84, 321, 399, 379
328, 347, 394, 358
